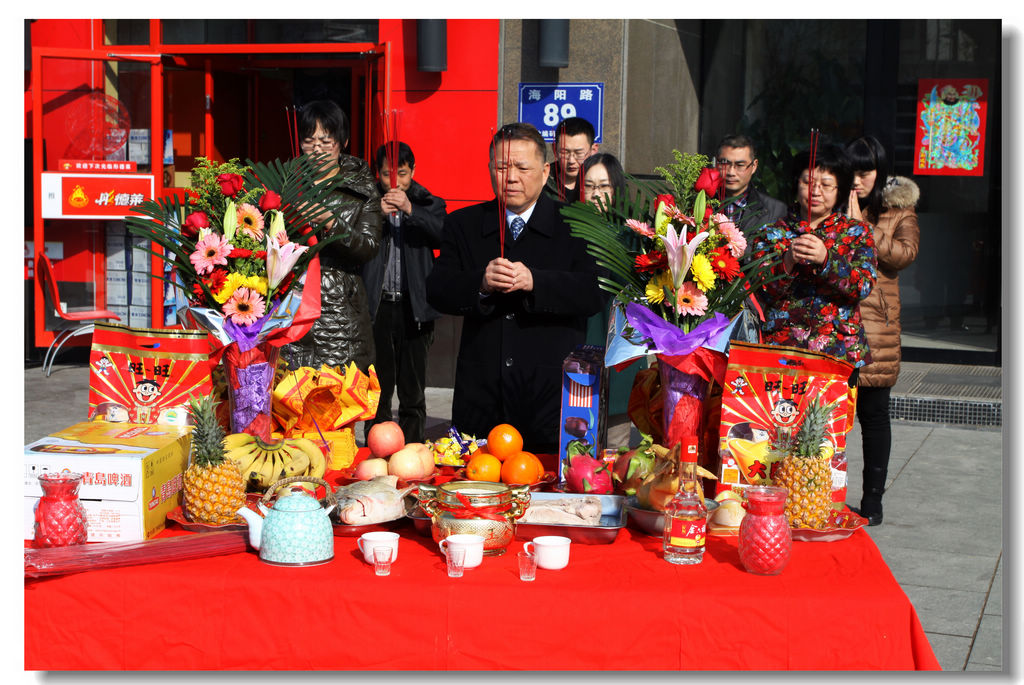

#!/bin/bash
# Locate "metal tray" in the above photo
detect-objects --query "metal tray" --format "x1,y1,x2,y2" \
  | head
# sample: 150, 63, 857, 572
514, 492, 626, 544
625, 495, 720, 538
406, 493, 627, 544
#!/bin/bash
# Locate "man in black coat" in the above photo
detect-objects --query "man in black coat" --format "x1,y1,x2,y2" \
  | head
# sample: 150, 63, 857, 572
362, 142, 446, 443
714, 134, 788, 343
426, 123, 603, 453
714, 134, 787, 254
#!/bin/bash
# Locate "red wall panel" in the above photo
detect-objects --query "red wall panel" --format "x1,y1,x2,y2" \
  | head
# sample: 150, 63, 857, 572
378, 19, 500, 212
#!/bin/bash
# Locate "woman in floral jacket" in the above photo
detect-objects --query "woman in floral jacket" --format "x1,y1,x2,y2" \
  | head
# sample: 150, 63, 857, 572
750, 145, 877, 366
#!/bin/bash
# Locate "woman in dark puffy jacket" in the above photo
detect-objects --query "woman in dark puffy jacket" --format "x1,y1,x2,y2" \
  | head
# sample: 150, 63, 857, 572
281, 100, 382, 372
845, 136, 920, 526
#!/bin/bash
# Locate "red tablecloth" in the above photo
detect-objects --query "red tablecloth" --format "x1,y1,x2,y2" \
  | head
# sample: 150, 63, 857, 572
25, 517, 939, 670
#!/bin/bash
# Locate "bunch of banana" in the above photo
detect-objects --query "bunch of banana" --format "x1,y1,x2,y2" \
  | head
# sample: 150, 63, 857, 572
223, 434, 326, 491
429, 430, 479, 467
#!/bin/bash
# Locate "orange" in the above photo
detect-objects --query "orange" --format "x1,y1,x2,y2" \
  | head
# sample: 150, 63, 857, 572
486, 424, 524, 461
465, 453, 502, 482
501, 451, 545, 485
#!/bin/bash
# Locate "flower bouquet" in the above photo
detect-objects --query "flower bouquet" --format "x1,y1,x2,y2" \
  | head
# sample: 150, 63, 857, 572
126, 155, 351, 440
563, 151, 783, 448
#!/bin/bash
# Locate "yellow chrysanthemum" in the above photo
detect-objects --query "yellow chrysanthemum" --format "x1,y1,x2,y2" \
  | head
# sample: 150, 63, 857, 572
645, 271, 672, 304
690, 254, 716, 292
214, 272, 269, 304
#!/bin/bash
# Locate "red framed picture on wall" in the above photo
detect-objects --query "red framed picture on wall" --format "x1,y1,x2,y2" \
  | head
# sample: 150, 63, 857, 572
913, 78, 987, 177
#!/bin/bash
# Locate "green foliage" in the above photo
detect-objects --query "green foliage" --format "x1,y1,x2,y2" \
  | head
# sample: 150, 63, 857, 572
653, 150, 711, 211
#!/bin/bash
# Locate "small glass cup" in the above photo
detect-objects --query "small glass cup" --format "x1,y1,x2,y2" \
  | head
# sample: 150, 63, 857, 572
373, 546, 393, 576
446, 546, 466, 578
517, 551, 537, 581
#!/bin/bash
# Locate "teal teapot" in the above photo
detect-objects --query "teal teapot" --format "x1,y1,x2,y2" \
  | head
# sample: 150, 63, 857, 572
236, 477, 337, 566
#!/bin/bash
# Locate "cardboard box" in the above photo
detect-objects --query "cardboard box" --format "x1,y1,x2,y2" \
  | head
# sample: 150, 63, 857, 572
129, 305, 151, 328
131, 271, 152, 305
556, 345, 608, 484
106, 269, 129, 306
131, 236, 152, 273
105, 225, 127, 272
24, 422, 191, 542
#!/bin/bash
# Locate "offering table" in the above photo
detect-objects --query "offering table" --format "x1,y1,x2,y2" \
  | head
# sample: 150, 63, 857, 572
25, 522, 939, 670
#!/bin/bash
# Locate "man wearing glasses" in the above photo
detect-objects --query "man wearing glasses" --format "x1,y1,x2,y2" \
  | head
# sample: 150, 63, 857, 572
714, 134, 787, 252
545, 117, 599, 202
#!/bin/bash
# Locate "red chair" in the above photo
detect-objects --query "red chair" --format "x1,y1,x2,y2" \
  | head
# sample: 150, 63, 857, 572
36, 252, 121, 377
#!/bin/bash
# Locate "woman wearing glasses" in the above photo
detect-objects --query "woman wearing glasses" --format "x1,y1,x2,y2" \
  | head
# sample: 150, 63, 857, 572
844, 136, 920, 526
750, 144, 877, 366
281, 100, 382, 373
579, 153, 640, 448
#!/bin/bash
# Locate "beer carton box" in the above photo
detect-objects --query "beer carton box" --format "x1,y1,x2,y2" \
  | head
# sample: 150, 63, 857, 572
24, 422, 191, 542
556, 345, 608, 485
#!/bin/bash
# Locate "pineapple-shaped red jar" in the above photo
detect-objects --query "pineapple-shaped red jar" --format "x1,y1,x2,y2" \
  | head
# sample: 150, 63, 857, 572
34, 472, 88, 547
737, 485, 791, 575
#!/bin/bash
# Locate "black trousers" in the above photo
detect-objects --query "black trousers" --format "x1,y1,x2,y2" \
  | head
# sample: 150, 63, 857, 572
855, 385, 892, 504
367, 298, 434, 443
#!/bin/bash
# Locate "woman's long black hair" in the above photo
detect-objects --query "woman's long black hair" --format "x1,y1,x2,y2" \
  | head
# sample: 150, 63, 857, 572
845, 135, 890, 224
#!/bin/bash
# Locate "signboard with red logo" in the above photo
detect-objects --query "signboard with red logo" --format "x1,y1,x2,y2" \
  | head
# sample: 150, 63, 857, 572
58, 160, 138, 173
913, 78, 988, 177
40, 172, 155, 219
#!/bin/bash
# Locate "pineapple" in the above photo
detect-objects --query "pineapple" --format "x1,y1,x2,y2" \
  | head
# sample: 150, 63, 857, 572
771, 398, 833, 529
183, 396, 247, 525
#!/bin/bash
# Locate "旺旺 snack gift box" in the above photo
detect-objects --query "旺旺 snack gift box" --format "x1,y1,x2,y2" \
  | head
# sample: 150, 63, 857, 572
557, 345, 609, 485
715, 342, 856, 509
25, 422, 191, 542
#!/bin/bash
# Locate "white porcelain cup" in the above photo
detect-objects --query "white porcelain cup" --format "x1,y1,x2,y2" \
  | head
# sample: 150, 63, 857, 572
438, 534, 484, 569
524, 535, 571, 570
357, 531, 400, 564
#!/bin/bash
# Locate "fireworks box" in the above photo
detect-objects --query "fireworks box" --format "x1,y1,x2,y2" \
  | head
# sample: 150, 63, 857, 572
557, 345, 609, 485
24, 422, 191, 542
714, 343, 856, 509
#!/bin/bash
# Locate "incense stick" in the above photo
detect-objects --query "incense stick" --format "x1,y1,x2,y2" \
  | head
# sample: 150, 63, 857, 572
806, 128, 820, 224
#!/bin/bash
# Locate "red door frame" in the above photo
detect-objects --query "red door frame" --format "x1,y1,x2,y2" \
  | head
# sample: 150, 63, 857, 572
30, 21, 390, 348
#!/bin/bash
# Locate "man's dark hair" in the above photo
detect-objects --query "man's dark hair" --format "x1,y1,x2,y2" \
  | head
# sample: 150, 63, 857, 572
845, 135, 890, 224
375, 141, 416, 173
490, 122, 547, 162
298, 100, 350, 147
716, 134, 758, 160
790, 143, 853, 208
554, 117, 596, 147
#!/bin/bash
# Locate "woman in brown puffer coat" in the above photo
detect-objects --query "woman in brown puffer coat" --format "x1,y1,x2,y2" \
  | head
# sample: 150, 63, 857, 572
845, 136, 920, 526
281, 100, 382, 373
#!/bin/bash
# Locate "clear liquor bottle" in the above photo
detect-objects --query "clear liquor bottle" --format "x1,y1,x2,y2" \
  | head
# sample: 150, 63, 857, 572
662, 438, 707, 565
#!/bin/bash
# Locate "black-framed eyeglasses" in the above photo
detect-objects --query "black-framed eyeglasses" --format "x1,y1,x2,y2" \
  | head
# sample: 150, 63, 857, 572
716, 159, 753, 170
300, 136, 338, 149
584, 182, 613, 193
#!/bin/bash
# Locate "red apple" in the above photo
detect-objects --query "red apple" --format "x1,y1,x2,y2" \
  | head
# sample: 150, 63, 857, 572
367, 421, 405, 458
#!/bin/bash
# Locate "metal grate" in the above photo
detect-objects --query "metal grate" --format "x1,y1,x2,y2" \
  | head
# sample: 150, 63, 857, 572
889, 395, 1001, 427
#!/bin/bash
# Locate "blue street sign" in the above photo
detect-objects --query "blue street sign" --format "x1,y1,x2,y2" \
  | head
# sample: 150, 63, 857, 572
518, 82, 604, 143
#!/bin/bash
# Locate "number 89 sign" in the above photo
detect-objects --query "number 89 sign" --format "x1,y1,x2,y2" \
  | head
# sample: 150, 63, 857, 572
518, 82, 604, 143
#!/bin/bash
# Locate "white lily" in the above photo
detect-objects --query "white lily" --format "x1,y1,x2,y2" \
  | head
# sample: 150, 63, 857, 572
266, 239, 309, 290
265, 209, 286, 244
661, 224, 710, 291
223, 199, 237, 241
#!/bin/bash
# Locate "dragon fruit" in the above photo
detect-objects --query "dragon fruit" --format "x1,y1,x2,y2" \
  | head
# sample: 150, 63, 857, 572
564, 453, 614, 494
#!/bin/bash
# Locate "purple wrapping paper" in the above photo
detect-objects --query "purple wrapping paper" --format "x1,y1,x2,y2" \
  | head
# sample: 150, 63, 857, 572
624, 303, 733, 356
229, 360, 274, 432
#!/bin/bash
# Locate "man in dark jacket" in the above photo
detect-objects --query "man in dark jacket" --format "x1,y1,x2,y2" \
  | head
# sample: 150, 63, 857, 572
426, 123, 603, 453
715, 134, 788, 251
714, 134, 788, 343
362, 142, 446, 443
543, 117, 598, 204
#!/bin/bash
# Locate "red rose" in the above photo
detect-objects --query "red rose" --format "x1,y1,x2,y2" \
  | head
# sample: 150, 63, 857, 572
655, 194, 676, 209
182, 211, 210, 238
217, 173, 244, 197
259, 189, 282, 211
694, 167, 722, 196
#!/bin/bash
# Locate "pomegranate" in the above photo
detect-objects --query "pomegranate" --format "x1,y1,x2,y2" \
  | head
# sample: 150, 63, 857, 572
367, 421, 405, 458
